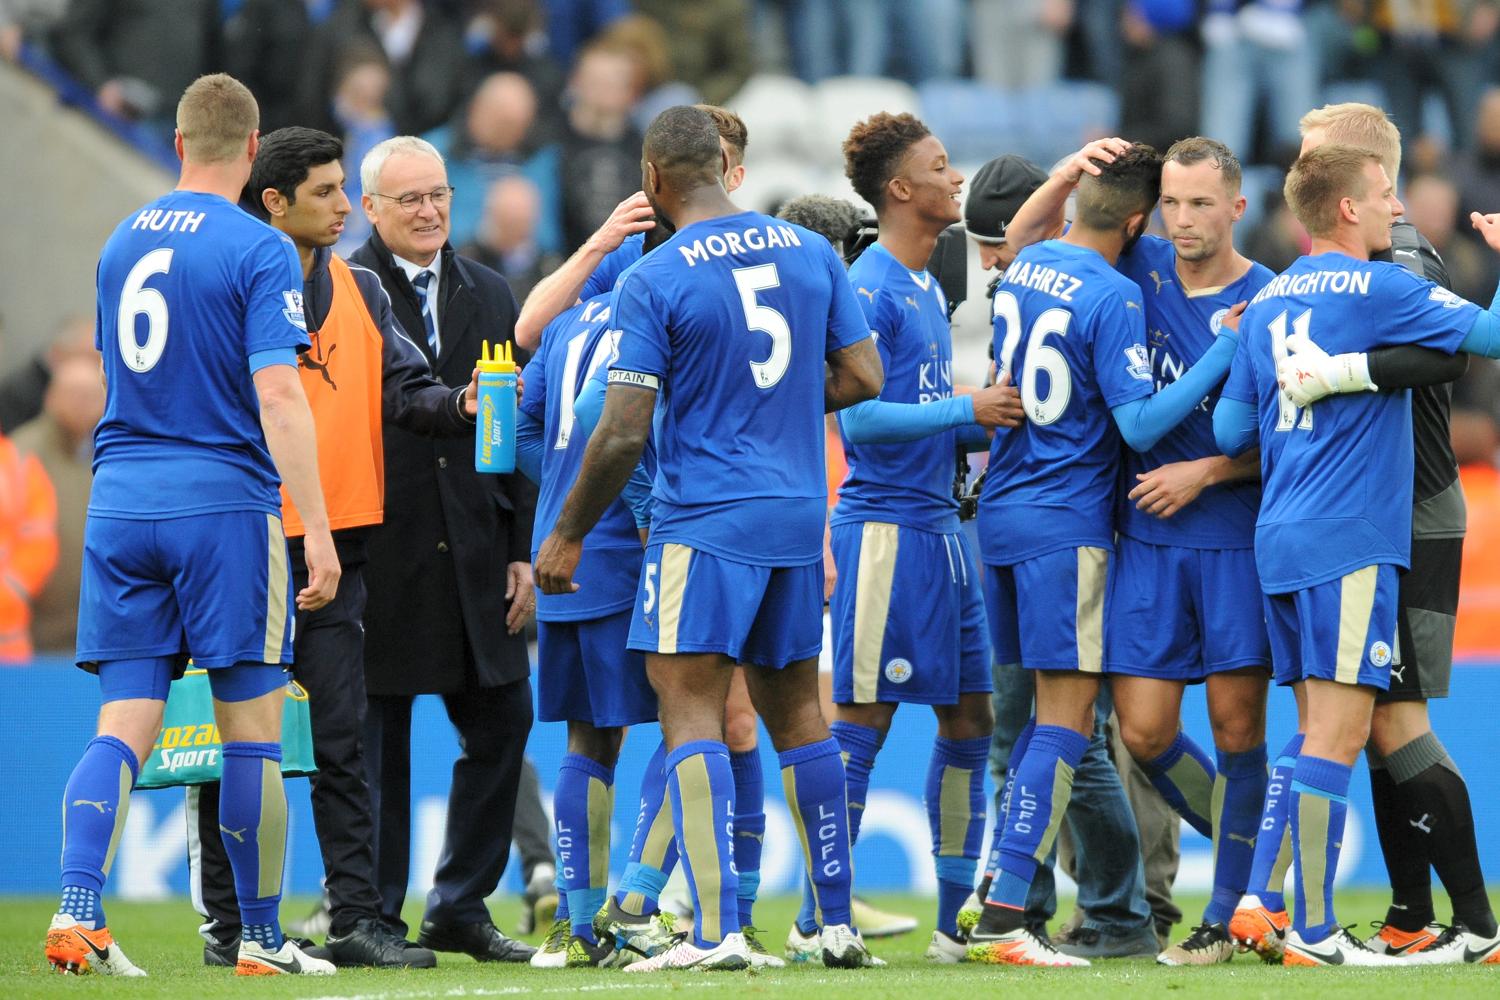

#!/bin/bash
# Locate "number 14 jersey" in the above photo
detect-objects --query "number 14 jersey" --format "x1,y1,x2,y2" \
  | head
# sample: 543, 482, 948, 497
977, 239, 1154, 566
608, 210, 872, 565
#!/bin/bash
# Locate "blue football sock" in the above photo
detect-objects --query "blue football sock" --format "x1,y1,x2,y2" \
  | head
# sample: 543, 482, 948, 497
984, 718, 1035, 879
555, 753, 615, 942
782, 737, 854, 930
555, 863, 570, 924
729, 748, 764, 929
1290, 754, 1352, 944
1205, 744, 1268, 926
616, 739, 675, 917
220, 742, 286, 951
928, 735, 988, 935
798, 723, 877, 933
984, 725, 1087, 911
1246, 733, 1302, 913
59, 735, 138, 929
1141, 731, 1216, 839
667, 740, 739, 947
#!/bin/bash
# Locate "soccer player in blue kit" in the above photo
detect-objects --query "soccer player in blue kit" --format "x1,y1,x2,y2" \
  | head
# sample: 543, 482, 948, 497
804, 112, 1023, 966
535, 105, 883, 971
1213, 143, 1500, 966
1002, 136, 1276, 965
966, 143, 1252, 967
46, 75, 338, 977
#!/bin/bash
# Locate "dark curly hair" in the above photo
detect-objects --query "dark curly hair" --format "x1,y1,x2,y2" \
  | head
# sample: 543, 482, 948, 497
842, 112, 931, 212
1075, 142, 1163, 232
776, 194, 863, 255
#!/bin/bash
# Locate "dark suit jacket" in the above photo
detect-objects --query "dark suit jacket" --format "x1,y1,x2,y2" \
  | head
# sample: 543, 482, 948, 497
350, 228, 536, 696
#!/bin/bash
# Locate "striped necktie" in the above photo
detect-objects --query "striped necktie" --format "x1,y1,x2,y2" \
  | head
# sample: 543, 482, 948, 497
413, 269, 439, 356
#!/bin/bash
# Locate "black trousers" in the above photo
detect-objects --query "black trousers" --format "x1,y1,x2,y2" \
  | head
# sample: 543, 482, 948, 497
190, 564, 383, 936
365, 673, 533, 933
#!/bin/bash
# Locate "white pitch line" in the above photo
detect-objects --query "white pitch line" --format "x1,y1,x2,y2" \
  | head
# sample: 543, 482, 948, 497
303, 979, 729, 1000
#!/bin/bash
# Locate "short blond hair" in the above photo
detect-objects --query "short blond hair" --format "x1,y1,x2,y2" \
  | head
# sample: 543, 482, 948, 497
1299, 102, 1402, 185
695, 104, 749, 166
1284, 144, 1382, 238
176, 74, 259, 164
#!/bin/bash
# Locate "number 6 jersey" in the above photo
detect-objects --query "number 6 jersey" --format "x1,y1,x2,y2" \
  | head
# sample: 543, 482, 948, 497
1221, 251, 1477, 594
977, 239, 1154, 566
91, 190, 308, 519
607, 210, 873, 566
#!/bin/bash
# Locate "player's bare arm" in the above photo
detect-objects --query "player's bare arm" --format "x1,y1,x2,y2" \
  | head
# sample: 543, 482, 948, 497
1129, 449, 1259, 519
1004, 137, 1133, 253
824, 336, 883, 412
535, 381, 657, 593
254, 364, 341, 611
513, 192, 655, 350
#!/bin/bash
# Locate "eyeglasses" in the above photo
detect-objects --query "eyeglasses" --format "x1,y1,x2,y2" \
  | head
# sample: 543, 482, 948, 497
369, 186, 455, 213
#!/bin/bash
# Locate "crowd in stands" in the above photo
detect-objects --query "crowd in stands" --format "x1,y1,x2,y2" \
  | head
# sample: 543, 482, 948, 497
4, 0, 1500, 657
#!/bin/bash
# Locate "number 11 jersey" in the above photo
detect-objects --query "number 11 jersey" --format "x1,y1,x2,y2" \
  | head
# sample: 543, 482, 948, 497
91, 190, 308, 520
607, 210, 872, 566
977, 239, 1153, 566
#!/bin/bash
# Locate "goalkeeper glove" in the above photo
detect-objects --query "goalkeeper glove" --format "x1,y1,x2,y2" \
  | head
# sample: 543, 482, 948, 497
1275, 333, 1377, 407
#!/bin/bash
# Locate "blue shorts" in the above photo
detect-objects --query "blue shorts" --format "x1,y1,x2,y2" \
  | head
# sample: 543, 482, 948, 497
538, 610, 657, 727
829, 521, 991, 705
1263, 564, 1399, 689
97, 659, 287, 704
986, 546, 1109, 673
77, 511, 296, 671
1105, 537, 1270, 681
627, 543, 822, 669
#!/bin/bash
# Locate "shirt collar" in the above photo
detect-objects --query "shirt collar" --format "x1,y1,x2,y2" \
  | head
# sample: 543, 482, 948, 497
392, 252, 440, 291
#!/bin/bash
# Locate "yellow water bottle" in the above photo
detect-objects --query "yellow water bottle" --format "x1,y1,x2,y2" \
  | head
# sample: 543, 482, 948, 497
475, 340, 517, 473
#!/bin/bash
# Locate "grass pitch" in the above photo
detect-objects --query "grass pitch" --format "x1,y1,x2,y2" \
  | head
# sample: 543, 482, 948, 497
2, 891, 1497, 999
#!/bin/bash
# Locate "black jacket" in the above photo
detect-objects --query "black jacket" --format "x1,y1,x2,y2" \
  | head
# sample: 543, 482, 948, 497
350, 229, 536, 695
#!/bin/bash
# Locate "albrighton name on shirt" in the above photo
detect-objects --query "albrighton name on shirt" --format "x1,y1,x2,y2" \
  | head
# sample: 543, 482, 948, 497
1251, 269, 1372, 303
678, 223, 804, 266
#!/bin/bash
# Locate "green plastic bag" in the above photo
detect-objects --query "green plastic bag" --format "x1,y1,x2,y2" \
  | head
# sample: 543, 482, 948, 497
136, 669, 317, 788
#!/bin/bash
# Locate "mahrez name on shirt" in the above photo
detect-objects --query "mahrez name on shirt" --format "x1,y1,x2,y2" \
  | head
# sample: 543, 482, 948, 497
1001, 259, 1083, 302
676, 222, 803, 267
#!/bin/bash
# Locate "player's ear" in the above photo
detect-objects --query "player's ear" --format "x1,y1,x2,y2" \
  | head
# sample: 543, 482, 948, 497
361, 193, 380, 227
888, 174, 910, 205
645, 160, 660, 196
174, 130, 186, 163
261, 187, 286, 219
247, 130, 259, 164
1231, 192, 1247, 223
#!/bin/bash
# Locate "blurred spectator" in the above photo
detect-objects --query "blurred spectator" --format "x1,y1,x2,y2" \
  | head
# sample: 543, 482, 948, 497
223, 0, 327, 133
1243, 190, 1308, 273
0, 425, 57, 662
300, 0, 468, 138
49, 0, 221, 123
1200, 1, 1318, 164
1074, 0, 1126, 87
333, 43, 398, 254
1452, 89, 1500, 221
1451, 398, 1500, 655
10, 355, 103, 655
540, 0, 628, 68
427, 71, 563, 251
0, 0, 67, 62
1371, 0, 1498, 152
844, 0, 964, 83
0, 316, 95, 434
468, 0, 567, 143
459, 176, 563, 301
1404, 172, 1498, 304
596, 14, 695, 131
635, 0, 754, 103
559, 43, 645, 251
1119, 0, 1200, 154
972, 0, 1073, 89
760, 0, 844, 82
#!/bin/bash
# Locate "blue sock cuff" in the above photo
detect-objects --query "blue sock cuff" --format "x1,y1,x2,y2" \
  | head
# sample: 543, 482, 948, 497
88, 735, 140, 784
560, 752, 616, 784
1218, 743, 1268, 777
666, 739, 729, 772
1030, 724, 1089, 765
1276, 732, 1305, 767
935, 855, 978, 885
622, 863, 669, 900
777, 736, 841, 768
829, 721, 882, 759
221, 741, 282, 762
1292, 755, 1352, 800
1145, 731, 1192, 775
736, 870, 761, 901
935, 735, 991, 769
729, 748, 762, 781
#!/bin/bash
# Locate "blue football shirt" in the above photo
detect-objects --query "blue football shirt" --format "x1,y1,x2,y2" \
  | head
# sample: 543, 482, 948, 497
833, 242, 962, 533
1221, 252, 1478, 592
1115, 235, 1274, 548
520, 294, 641, 620
90, 191, 308, 519
977, 239, 1155, 565
581, 231, 645, 301
608, 211, 873, 565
